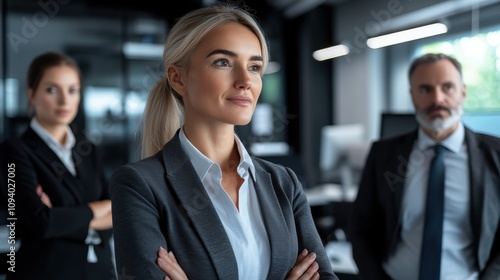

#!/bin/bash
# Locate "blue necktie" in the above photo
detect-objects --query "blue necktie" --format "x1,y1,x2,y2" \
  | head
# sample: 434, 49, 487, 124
419, 144, 446, 280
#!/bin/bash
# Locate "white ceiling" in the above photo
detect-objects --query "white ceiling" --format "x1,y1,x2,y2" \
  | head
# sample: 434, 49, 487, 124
268, 0, 351, 18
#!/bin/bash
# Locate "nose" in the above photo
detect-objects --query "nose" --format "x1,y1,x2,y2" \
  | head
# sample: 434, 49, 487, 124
431, 87, 446, 104
58, 91, 69, 104
234, 67, 252, 90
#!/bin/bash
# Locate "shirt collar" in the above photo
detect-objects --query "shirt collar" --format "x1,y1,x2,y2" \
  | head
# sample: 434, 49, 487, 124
30, 117, 76, 151
417, 121, 465, 153
178, 127, 256, 181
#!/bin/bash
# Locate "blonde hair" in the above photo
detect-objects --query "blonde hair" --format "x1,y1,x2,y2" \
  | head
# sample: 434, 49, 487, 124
141, 4, 270, 158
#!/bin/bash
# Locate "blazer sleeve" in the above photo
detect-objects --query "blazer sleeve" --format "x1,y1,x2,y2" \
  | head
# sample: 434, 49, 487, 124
481, 252, 500, 280
349, 142, 391, 280
4, 139, 93, 241
285, 166, 339, 279
479, 137, 500, 280
94, 143, 111, 200
110, 164, 167, 280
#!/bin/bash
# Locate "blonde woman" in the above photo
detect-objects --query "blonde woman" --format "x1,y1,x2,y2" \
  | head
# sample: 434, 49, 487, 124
110, 4, 337, 280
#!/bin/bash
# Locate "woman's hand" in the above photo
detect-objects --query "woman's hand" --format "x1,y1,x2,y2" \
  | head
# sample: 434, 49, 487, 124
286, 249, 320, 280
157, 247, 188, 280
88, 200, 113, 230
88, 199, 112, 218
36, 184, 52, 208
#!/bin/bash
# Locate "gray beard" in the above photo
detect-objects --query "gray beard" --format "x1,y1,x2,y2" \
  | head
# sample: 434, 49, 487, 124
415, 106, 463, 132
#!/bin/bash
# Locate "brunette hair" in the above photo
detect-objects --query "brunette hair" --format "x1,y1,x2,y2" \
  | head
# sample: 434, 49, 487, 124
26, 51, 81, 117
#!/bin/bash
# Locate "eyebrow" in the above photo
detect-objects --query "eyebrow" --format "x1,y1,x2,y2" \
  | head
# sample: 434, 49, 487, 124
417, 81, 455, 86
206, 49, 263, 62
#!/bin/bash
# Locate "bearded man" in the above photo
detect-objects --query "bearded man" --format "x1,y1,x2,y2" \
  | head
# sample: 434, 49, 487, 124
349, 53, 500, 280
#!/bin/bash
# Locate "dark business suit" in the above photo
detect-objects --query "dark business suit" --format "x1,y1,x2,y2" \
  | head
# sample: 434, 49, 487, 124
350, 126, 500, 280
110, 130, 338, 280
2, 127, 115, 280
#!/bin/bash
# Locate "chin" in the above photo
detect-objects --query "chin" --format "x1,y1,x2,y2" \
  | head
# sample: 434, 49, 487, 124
234, 120, 251, 126
416, 114, 460, 132
233, 114, 253, 125
416, 105, 464, 132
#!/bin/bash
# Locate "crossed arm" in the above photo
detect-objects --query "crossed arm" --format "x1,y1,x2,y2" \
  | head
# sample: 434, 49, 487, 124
156, 246, 321, 280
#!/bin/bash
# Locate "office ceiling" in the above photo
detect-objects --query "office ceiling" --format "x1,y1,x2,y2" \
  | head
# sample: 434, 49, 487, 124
6, 0, 351, 20
265, 0, 350, 18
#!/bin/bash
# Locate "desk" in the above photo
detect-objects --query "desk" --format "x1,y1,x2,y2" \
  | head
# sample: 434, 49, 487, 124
326, 241, 358, 275
305, 183, 357, 206
305, 184, 359, 279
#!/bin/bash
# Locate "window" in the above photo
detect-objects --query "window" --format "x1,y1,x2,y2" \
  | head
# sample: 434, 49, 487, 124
414, 28, 500, 112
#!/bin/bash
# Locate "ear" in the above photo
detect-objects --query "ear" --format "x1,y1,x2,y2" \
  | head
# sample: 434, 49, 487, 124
409, 87, 417, 103
167, 65, 186, 96
462, 83, 467, 98
27, 88, 35, 102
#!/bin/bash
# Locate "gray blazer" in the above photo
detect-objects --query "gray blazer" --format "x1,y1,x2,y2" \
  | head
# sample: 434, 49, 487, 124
350, 126, 500, 280
110, 131, 338, 280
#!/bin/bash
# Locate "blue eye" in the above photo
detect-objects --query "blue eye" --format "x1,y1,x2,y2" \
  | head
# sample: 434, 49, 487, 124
214, 59, 230, 67
249, 64, 262, 72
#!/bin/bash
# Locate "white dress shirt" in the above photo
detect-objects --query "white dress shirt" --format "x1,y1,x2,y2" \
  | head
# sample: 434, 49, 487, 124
31, 118, 76, 176
383, 123, 478, 280
179, 128, 271, 280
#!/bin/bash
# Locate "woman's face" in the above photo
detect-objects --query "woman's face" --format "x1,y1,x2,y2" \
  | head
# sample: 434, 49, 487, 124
29, 65, 81, 129
173, 22, 264, 127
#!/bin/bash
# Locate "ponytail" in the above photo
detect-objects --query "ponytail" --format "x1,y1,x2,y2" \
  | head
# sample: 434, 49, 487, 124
140, 4, 268, 159
141, 77, 183, 158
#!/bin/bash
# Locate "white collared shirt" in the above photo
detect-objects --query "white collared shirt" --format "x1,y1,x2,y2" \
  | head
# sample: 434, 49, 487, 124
30, 118, 77, 176
179, 128, 271, 280
383, 122, 478, 280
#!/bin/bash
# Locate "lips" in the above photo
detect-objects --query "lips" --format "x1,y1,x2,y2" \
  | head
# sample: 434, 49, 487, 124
56, 109, 71, 116
227, 96, 252, 106
430, 108, 446, 114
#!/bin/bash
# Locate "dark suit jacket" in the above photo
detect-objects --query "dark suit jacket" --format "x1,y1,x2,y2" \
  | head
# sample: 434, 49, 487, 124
110, 131, 338, 280
350, 126, 500, 280
1, 127, 115, 280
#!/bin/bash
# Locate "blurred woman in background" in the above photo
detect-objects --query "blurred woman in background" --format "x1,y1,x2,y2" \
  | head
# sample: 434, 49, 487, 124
3, 52, 115, 280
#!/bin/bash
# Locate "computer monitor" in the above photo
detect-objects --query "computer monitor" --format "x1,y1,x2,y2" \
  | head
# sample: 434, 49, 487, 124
319, 124, 365, 185
379, 113, 418, 139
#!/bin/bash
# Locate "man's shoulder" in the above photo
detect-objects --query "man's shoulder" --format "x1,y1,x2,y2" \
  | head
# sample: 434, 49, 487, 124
475, 132, 500, 151
372, 131, 416, 149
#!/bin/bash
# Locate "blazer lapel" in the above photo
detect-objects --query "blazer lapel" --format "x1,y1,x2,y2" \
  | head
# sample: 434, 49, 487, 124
382, 130, 418, 252
22, 128, 86, 204
465, 127, 484, 264
252, 163, 291, 279
162, 133, 238, 280
388, 131, 418, 222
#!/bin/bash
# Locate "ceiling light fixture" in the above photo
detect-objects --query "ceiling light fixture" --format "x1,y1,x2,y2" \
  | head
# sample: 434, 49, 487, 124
122, 42, 163, 60
312, 44, 350, 61
367, 22, 448, 49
